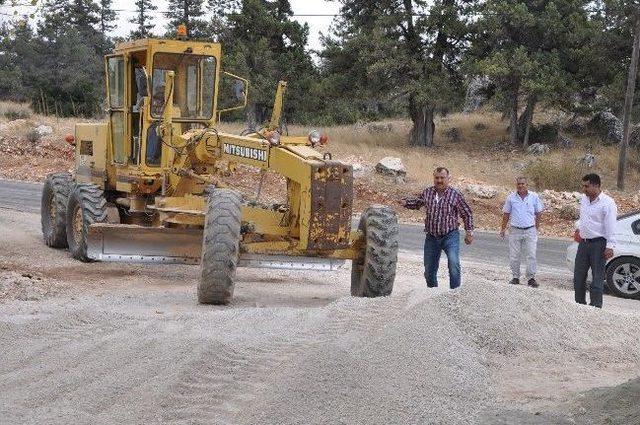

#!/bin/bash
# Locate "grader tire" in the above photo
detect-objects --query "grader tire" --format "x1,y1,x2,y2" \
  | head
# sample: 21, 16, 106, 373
65, 184, 108, 262
199, 188, 242, 305
41, 172, 72, 248
351, 206, 399, 297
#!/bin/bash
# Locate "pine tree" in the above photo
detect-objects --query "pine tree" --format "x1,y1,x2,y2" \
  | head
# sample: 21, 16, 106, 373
321, 0, 471, 146
207, 0, 240, 40
39, 0, 101, 45
469, 0, 598, 146
221, 0, 316, 126
0, 21, 33, 101
67, 0, 101, 37
97, 0, 117, 36
29, 0, 104, 116
166, 0, 207, 38
130, 0, 158, 39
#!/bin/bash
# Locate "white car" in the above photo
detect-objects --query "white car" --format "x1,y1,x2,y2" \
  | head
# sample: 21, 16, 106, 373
566, 210, 640, 299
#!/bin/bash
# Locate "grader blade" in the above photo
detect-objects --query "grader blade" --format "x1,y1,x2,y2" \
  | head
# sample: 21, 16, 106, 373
86, 223, 345, 270
87, 223, 203, 264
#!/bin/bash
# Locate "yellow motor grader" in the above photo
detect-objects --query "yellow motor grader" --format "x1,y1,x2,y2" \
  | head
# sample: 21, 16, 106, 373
40, 35, 398, 304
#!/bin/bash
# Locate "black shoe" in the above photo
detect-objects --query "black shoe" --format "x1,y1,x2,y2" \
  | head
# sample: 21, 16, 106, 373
527, 278, 539, 288
509, 278, 520, 285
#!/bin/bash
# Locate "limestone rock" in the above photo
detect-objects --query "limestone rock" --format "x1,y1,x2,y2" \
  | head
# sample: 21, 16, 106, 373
465, 184, 498, 199
589, 111, 622, 144
34, 125, 53, 137
579, 154, 596, 168
527, 143, 550, 155
463, 76, 492, 112
352, 163, 374, 178
557, 134, 573, 148
375, 157, 406, 177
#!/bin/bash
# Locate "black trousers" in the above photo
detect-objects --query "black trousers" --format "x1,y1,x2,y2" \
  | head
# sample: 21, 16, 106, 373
573, 238, 606, 308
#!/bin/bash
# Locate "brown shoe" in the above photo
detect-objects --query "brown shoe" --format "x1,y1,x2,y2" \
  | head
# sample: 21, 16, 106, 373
527, 278, 539, 288
509, 278, 520, 285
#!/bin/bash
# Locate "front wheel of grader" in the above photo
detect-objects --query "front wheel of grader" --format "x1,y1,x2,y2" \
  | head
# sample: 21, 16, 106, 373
198, 188, 242, 305
65, 184, 108, 262
351, 206, 399, 297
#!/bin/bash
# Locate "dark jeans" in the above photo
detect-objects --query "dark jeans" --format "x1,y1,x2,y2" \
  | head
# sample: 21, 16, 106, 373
573, 238, 606, 308
424, 229, 461, 289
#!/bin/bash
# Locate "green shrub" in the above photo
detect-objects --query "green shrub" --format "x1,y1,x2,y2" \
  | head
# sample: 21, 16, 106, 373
524, 158, 586, 191
3, 107, 31, 121
25, 129, 41, 145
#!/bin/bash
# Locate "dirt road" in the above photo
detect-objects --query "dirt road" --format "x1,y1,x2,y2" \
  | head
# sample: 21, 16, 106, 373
1, 209, 639, 424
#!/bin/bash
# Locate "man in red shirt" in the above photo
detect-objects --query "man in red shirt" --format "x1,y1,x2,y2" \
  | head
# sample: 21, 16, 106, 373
401, 167, 474, 289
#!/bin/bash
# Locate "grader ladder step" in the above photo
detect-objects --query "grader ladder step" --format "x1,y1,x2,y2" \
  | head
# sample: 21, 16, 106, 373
86, 223, 345, 270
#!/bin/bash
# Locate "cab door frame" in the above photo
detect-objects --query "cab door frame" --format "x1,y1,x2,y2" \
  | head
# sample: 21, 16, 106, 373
105, 54, 130, 166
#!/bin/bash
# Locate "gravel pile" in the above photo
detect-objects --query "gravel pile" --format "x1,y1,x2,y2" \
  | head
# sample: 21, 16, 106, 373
240, 282, 640, 425
436, 283, 640, 363
0, 269, 66, 302
244, 292, 496, 424
571, 377, 640, 424
2, 208, 639, 425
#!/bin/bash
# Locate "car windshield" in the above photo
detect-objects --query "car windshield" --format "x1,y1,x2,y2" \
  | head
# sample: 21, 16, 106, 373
151, 53, 216, 120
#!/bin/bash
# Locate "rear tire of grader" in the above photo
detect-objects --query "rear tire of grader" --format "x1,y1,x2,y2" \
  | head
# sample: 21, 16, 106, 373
66, 184, 108, 262
198, 188, 242, 305
351, 206, 399, 297
41, 172, 72, 248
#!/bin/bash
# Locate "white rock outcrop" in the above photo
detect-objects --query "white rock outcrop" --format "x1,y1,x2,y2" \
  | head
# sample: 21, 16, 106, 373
375, 157, 406, 177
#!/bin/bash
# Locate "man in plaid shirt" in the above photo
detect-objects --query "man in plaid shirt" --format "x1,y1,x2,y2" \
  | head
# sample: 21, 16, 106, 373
401, 167, 474, 289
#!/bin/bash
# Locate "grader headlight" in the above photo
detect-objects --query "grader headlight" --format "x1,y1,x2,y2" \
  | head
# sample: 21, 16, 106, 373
308, 130, 321, 146
267, 131, 281, 146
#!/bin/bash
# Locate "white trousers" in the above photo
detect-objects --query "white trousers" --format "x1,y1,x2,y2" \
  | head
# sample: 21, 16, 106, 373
508, 227, 538, 279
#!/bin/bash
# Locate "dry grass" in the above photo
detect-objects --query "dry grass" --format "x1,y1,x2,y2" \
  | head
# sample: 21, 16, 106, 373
3, 101, 640, 195
0, 101, 32, 121
225, 110, 640, 195
222, 111, 513, 189
524, 158, 588, 192
0, 102, 99, 143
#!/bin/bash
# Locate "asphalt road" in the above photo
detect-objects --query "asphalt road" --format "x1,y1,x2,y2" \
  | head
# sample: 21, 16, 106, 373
0, 178, 570, 271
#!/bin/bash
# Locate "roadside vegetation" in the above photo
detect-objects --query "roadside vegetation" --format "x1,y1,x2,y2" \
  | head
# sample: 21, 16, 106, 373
0, 0, 638, 150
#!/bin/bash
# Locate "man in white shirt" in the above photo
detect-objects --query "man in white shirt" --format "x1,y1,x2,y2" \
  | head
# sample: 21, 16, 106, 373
500, 177, 544, 287
574, 173, 617, 308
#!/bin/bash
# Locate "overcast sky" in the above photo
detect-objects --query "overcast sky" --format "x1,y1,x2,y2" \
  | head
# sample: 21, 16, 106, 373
0, 1, 341, 51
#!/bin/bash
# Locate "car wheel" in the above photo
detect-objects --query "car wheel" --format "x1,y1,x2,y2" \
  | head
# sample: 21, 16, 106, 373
606, 257, 640, 299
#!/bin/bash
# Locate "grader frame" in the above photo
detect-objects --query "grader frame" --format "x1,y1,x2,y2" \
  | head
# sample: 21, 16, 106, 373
40, 36, 399, 304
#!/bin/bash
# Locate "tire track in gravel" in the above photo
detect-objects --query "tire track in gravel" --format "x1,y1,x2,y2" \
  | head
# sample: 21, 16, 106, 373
158, 294, 413, 425
0, 312, 128, 374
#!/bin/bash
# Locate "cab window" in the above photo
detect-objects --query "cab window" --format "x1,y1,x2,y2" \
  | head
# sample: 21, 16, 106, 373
151, 53, 216, 120
107, 56, 126, 164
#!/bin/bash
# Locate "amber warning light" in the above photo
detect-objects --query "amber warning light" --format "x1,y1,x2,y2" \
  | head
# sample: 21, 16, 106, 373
64, 134, 75, 146
177, 24, 187, 39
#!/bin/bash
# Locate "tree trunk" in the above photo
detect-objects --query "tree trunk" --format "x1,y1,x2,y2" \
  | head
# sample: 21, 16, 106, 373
409, 97, 435, 147
521, 95, 537, 148
517, 94, 536, 141
618, 17, 640, 190
245, 103, 257, 131
509, 92, 518, 145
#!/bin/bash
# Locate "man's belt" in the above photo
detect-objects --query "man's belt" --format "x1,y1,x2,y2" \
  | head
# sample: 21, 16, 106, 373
582, 236, 605, 243
512, 225, 534, 230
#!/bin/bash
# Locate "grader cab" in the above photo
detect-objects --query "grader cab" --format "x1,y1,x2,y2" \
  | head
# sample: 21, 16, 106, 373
40, 36, 399, 304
